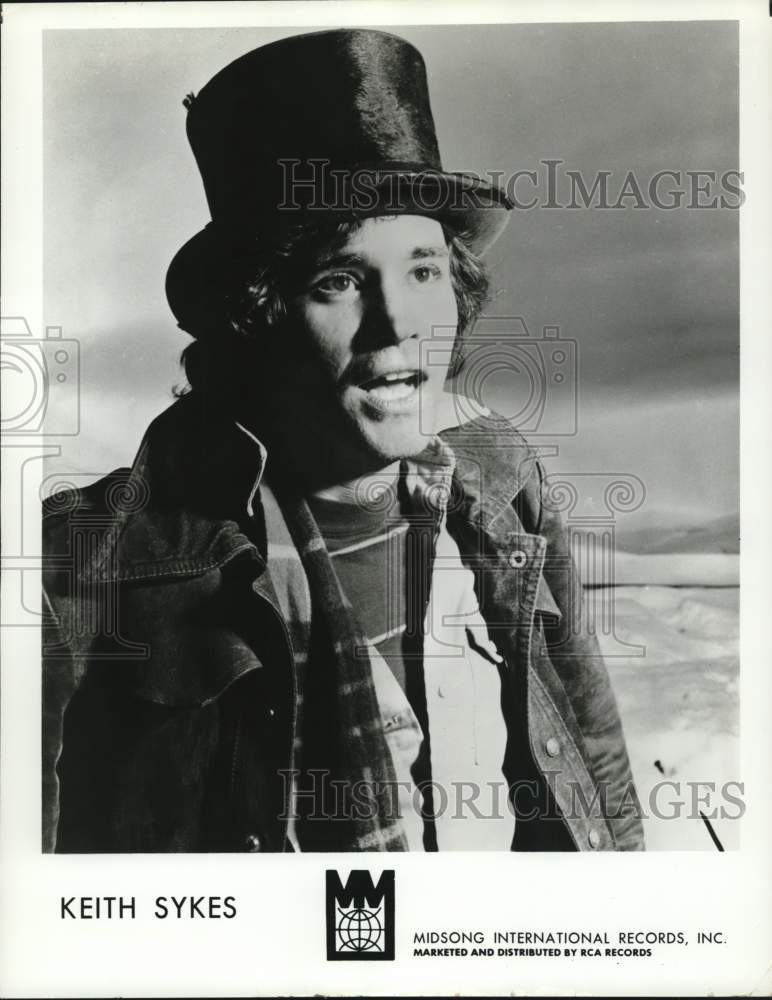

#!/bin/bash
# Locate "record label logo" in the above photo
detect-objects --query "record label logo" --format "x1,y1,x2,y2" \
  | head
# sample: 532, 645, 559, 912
325, 870, 395, 961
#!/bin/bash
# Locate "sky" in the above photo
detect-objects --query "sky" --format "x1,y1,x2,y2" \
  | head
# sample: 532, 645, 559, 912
41, 21, 739, 547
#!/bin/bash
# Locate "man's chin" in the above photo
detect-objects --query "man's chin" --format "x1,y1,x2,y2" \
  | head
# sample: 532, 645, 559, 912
337, 390, 441, 466
357, 421, 437, 464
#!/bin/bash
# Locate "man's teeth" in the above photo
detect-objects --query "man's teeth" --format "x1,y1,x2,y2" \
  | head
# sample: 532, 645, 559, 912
367, 380, 416, 400
361, 371, 420, 399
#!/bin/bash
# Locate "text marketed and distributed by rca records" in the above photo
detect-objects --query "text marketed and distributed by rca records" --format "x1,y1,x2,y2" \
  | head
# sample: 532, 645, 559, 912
411, 929, 727, 959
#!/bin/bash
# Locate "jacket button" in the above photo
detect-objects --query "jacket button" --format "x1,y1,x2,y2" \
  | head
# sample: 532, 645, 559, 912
244, 833, 262, 852
588, 829, 601, 849
508, 549, 527, 569
545, 737, 561, 757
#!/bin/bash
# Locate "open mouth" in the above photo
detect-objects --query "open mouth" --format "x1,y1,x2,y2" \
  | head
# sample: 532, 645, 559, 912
358, 370, 426, 401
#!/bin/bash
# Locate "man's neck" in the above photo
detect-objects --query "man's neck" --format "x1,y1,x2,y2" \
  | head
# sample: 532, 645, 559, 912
309, 462, 401, 506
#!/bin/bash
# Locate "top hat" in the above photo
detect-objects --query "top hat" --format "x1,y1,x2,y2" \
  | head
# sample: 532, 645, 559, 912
166, 28, 513, 334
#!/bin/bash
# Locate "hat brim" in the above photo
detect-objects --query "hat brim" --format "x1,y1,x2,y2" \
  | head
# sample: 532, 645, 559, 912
166, 171, 512, 334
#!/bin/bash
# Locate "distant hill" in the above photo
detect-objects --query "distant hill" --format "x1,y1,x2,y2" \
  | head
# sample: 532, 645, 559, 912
598, 513, 739, 556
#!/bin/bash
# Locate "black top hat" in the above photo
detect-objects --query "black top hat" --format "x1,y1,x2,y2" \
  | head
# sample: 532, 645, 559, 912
166, 29, 512, 334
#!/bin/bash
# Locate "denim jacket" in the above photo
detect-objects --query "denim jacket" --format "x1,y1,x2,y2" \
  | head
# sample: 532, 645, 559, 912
42, 394, 644, 853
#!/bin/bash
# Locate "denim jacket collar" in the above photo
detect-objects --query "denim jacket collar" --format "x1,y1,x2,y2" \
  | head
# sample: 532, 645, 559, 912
83, 391, 541, 584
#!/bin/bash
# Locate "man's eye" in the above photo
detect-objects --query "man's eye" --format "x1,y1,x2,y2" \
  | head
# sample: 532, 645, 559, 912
410, 263, 444, 284
314, 273, 359, 296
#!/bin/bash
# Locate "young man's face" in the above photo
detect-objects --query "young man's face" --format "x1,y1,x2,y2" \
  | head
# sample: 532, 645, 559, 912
272, 215, 458, 477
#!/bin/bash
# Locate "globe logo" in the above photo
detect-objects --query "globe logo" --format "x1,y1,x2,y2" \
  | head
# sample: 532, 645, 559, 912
335, 904, 385, 953
326, 869, 395, 961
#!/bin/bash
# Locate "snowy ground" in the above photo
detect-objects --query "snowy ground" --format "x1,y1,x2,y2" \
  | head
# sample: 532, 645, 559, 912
599, 584, 739, 851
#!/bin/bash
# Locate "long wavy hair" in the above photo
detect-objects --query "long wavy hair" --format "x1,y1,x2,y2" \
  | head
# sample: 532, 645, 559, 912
175, 218, 490, 412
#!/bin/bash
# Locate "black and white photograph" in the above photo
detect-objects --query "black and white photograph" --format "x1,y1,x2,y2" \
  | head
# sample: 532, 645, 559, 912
1, 2, 770, 996
38, 18, 739, 855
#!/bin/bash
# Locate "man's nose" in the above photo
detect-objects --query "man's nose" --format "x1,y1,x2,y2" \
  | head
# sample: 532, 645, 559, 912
364, 278, 418, 346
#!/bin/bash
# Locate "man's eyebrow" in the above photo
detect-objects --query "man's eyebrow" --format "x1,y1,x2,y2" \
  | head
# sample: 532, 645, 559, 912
311, 251, 367, 270
410, 245, 449, 260
310, 244, 449, 270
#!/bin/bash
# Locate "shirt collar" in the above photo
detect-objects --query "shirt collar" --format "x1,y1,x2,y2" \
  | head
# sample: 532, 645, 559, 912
402, 434, 456, 521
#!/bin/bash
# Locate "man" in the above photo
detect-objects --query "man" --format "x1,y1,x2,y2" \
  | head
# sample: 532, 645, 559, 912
42, 29, 643, 852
